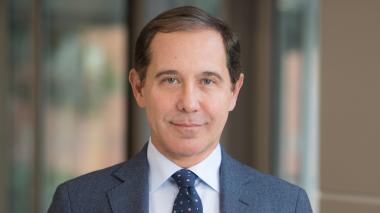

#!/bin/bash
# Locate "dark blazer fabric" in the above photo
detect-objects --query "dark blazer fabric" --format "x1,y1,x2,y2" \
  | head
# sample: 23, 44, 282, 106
48, 145, 313, 213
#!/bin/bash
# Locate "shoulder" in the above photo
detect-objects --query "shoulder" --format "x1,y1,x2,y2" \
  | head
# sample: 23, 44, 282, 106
226, 155, 302, 191
221, 153, 312, 212
48, 144, 150, 212
48, 146, 150, 212
222, 150, 301, 192
56, 145, 149, 193
243, 169, 313, 212
48, 162, 126, 213
241, 161, 304, 196
59, 162, 125, 193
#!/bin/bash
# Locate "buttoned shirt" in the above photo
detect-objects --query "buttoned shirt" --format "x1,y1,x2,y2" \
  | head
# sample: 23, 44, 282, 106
147, 138, 221, 213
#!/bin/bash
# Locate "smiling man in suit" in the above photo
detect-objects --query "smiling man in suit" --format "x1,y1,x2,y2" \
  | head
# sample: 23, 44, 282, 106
48, 6, 312, 213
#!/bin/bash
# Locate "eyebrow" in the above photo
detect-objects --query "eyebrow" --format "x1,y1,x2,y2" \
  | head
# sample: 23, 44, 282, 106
201, 71, 223, 82
154, 70, 179, 79
154, 69, 224, 81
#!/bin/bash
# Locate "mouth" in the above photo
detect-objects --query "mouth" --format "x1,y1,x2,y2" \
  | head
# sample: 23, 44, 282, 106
169, 122, 204, 128
169, 120, 207, 138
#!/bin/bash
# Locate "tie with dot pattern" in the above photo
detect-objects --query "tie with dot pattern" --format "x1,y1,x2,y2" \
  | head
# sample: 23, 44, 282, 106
171, 169, 203, 213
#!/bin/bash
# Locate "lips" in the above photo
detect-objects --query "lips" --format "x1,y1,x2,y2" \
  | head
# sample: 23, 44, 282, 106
170, 121, 205, 127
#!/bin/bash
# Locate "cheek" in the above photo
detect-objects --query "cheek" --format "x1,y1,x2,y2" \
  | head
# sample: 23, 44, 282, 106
145, 92, 174, 120
203, 93, 232, 123
205, 91, 233, 111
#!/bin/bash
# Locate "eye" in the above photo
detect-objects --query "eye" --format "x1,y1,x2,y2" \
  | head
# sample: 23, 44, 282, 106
164, 77, 178, 84
202, 78, 214, 85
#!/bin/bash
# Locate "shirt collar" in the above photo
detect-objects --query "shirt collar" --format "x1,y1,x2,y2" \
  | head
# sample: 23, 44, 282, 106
147, 138, 221, 193
188, 143, 221, 192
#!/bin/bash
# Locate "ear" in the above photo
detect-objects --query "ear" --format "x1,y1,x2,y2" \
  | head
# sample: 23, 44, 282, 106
129, 68, 146, 108
228, 73, 244, 111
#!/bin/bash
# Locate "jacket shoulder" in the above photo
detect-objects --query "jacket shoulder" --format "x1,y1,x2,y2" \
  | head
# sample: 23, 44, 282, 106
243, 165, 312, 212
48, 162, 125, 213
223, 152, 303, 194
48, 146, 149, 213
62, 162, 125, 191
222, 155, 312, 212
243, 163, 301, 193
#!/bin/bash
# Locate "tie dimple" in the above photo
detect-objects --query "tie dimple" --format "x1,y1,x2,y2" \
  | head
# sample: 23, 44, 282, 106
172, 169, 203, 213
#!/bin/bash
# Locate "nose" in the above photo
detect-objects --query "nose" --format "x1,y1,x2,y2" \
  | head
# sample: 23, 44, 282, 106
176, 83, 200, 113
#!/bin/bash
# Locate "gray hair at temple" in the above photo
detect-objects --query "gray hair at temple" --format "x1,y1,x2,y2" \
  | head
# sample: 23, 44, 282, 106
133, 6, 241, 84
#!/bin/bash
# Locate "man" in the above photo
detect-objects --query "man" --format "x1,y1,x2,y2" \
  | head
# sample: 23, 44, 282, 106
49, 6, 312, 213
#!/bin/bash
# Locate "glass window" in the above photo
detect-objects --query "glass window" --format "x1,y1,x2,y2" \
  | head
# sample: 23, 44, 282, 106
273, 0, 319, 211
41, 0, 127, 211
8, 0, 35, 212
6, 0, 128, 212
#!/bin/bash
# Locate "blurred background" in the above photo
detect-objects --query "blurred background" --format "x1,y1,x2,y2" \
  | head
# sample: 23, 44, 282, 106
0, 0, 379, 212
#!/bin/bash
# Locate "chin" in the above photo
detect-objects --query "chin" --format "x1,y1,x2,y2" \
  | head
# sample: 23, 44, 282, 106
169, 138, 212, 157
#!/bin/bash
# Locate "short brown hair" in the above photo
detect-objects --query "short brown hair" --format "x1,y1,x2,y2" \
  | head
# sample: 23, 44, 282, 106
133, 6, 241, 84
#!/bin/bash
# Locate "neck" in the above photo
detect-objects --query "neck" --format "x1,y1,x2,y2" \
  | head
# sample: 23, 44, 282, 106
151, 140, 219, 168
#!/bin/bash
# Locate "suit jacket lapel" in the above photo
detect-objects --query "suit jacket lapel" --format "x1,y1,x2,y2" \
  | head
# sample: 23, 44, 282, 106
107, 145, 150, 213
106, 144, 259, 212
220, 148, 254, 212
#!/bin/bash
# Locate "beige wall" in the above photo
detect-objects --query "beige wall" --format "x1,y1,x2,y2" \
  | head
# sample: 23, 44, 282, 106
321, 0, 380, 212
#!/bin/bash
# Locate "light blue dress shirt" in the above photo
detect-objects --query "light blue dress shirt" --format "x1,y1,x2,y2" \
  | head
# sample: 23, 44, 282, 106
147, 138, 221, 213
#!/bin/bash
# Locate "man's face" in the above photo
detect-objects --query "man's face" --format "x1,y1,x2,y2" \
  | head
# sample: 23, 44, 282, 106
130, 29, 243, 167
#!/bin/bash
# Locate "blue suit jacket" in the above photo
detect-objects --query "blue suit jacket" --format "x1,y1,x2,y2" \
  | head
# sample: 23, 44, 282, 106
48, 145, 312, 212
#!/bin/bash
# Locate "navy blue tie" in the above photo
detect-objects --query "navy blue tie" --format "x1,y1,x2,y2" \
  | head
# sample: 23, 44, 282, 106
172, 169, 203, 213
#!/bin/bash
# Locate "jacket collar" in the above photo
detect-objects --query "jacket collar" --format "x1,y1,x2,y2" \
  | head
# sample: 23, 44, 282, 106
107, 144, 150, 213
219, 147, 255, 212
106, 144, 254, 213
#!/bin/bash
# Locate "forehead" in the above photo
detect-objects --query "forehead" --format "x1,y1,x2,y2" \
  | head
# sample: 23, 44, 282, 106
147, 29, 228, 75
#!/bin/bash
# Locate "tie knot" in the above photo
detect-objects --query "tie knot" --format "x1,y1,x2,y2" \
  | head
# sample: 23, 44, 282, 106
171, 169, 198, 188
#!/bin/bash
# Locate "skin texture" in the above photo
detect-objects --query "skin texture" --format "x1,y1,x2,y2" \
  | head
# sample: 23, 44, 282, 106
129, 29, 244, 168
